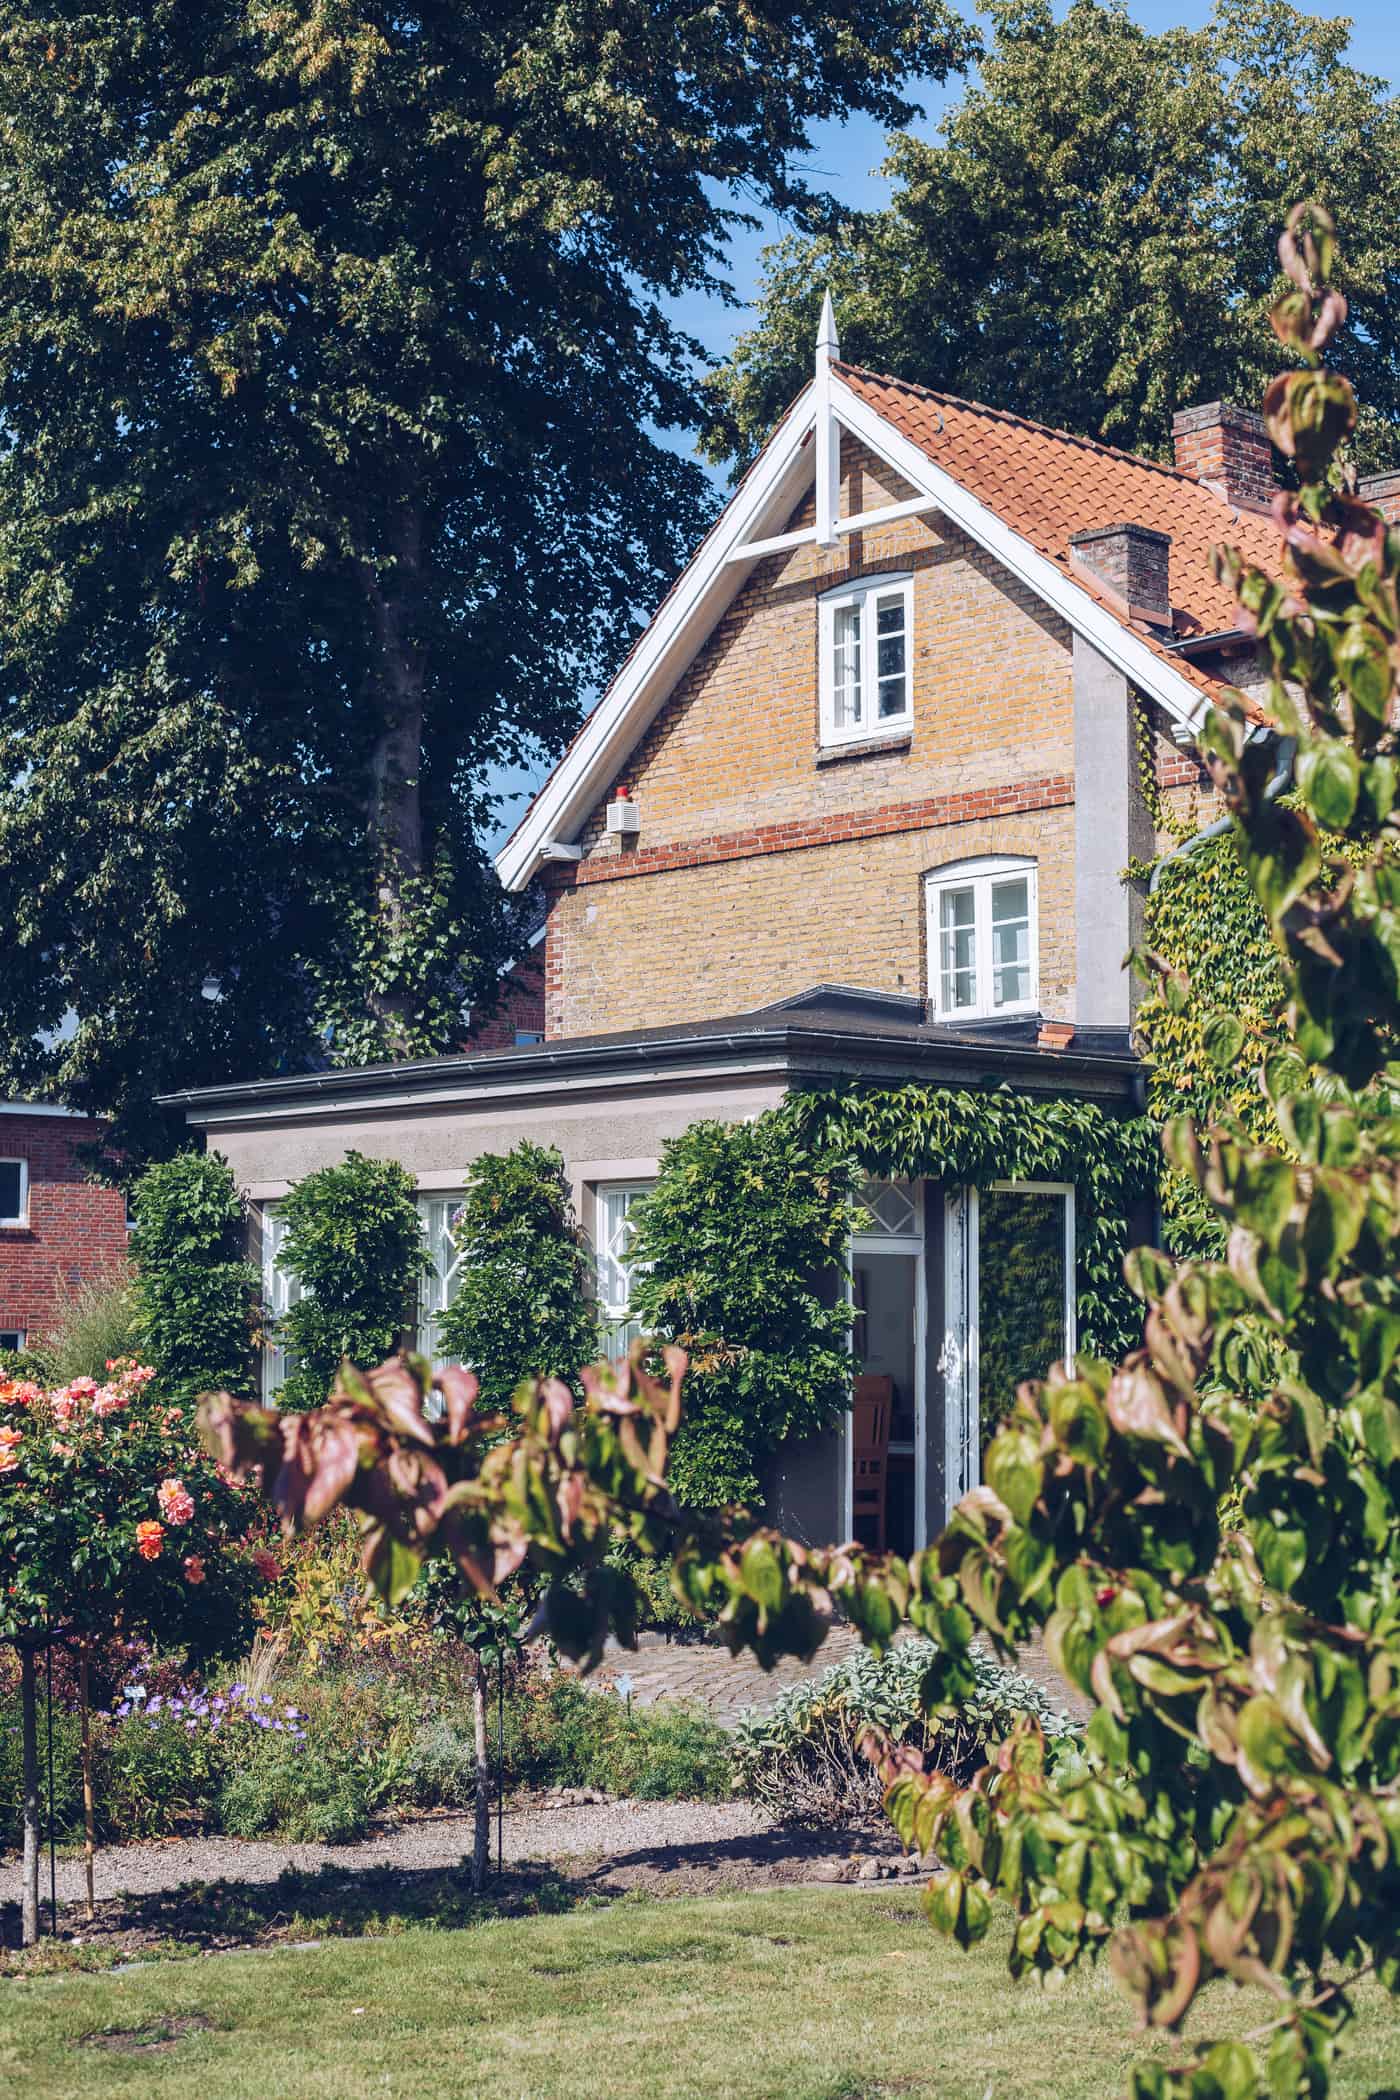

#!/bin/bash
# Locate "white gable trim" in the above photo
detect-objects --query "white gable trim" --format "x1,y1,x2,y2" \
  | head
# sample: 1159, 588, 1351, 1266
829, 379, 1208, 737
495, 382, 819, 892
496, 371, 1209, 892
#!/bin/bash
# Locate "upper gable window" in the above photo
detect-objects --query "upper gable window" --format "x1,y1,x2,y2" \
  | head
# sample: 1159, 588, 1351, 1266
925, 858, 1038, 1021
818, 573, 913, 747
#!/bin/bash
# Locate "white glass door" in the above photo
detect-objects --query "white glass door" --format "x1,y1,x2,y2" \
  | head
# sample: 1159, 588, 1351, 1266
942, 1182, 1075, 1524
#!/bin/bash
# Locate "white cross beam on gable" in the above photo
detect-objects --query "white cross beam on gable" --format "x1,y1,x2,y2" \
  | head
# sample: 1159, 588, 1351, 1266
723, 291, 940, 567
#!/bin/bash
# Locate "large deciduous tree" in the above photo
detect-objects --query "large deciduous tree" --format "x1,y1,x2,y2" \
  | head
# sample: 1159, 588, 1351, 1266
708, 0, 1400, 471
0, 0, 975, 1156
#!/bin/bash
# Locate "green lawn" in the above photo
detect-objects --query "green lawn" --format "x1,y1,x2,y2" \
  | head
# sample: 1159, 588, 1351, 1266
4, 1887, 1399, 2100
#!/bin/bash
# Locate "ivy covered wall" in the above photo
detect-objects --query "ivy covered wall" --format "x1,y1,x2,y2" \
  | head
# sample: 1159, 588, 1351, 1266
788, 1087, 1161, 1364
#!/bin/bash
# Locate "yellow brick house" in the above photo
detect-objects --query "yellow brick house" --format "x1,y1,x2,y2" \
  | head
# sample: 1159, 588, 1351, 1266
166, 301, 1334, 1557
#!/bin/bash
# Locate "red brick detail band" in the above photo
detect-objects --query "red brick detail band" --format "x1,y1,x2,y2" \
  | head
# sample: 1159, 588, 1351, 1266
565, 774, 1076, 887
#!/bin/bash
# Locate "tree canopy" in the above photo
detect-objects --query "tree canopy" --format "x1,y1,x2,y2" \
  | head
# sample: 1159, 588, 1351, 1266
708, 0, 1400, 472
0, 0, 974, 1156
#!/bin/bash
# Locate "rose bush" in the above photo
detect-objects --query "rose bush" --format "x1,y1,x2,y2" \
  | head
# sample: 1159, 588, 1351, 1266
0, 1357, 270, 1939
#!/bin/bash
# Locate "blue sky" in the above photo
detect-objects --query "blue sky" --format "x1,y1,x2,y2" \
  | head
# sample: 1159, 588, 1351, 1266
486, 0, 1400, 845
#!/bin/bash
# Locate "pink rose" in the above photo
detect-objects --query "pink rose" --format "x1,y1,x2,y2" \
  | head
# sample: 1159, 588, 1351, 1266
182, 1555, 206, 1585
157, 1477, 195, 1525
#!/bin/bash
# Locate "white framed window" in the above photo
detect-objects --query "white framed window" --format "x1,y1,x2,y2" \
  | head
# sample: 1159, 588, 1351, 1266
925, 857, 1038, 1021
595, 1184, 652, 1355
259, 1204, 301, 1402
0, 1158, 28, 1226
0, 1329, 25, 1352
418, 1194, 467, 1358
818, 572, 913, 746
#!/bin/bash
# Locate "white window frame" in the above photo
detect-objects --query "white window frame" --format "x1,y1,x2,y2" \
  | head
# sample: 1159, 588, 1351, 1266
259, 1203, 301, 1403
594, 1183, 652, 1355
0, 1329, 26, 1352
942, 1179, 1076, 1522
0, 1157, 28, 1227
417, 1193, 468, 1359
818, 571, 914, 748
925, 855, 1039, 1021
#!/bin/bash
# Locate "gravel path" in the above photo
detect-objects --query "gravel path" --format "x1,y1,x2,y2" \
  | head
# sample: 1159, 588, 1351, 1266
1, 1798, 826, 1911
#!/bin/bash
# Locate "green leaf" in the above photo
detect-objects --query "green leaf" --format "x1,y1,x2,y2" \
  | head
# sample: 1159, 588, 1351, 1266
985, 1430, 1043, 1525
1201, 1012, 1246, 1070
739, 1536, 784, 1613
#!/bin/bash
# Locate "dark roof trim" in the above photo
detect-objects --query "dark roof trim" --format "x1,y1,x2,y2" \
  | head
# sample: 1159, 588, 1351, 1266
162, 1012, 1143, 1128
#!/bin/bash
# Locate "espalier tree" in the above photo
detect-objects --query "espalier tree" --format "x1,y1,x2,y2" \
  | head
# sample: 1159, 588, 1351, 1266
205, 208, 1400, 2098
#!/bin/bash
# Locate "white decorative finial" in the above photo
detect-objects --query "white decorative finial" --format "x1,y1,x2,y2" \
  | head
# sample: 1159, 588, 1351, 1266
816, 288, 839, 368
814, 288, 840, 546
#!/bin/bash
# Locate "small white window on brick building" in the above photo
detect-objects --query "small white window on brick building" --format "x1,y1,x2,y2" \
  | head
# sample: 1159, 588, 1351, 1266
818, 572, 913, 747
0, 1158, 28, 1226
925, 857, 1039, 1022
0, 1330, 26, 1352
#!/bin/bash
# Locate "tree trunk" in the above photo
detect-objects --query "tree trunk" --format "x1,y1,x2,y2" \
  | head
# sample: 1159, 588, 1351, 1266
20, 1647, 39, 1945
361, 502, 428, 1053
471, 1655, 490, 1894
79, 1647, 96, 1921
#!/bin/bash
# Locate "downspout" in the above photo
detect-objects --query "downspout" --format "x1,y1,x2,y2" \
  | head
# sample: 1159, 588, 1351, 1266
1148, 728, 1296, 893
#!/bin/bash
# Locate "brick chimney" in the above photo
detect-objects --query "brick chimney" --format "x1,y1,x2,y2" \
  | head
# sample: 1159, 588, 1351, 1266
1172, 401, 1274, 507
1359, 472, 1400, 525
1069, 523, 1171, 625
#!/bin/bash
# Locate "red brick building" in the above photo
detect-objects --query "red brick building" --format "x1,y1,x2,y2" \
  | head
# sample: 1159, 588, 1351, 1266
0, 1106, 128, 1351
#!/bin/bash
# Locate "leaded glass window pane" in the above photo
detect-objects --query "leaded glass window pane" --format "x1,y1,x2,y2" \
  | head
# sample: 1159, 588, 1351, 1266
859, 1178, 920, 1237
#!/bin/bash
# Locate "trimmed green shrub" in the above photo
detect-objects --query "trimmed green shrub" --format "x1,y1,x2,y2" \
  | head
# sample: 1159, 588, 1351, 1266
626, 1115, 860, 1507
731, 1640, 1076, 1826
504, 1672, 730, 1800
129, 1150, 259, 1403
276, 1152, 428, 1410
435, 1142, 599, 1405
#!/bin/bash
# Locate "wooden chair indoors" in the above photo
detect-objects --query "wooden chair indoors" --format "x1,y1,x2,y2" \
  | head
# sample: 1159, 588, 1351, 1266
852, 1373, 893, 1551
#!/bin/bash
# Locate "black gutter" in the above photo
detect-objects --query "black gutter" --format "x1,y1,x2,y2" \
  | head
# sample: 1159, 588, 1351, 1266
160, 1018, 1142, 1120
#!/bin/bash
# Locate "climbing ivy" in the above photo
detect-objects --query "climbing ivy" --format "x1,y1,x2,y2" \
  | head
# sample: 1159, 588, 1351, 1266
788, 1086, 1161, 1364
1135, 836, 1285, 1256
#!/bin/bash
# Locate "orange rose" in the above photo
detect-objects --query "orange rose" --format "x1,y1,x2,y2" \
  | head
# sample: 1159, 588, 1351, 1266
135, 1520, 164, 1560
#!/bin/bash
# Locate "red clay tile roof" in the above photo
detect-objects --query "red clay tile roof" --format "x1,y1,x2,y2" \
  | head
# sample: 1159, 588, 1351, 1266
836, 362, 1281, 701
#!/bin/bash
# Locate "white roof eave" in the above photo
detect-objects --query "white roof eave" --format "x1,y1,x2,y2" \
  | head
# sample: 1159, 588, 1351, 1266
496, 371, 1211, 892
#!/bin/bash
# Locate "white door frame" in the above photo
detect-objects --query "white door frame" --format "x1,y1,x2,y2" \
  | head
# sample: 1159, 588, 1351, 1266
941, 1179, 1076, 1525
844, 1192, 927, 1549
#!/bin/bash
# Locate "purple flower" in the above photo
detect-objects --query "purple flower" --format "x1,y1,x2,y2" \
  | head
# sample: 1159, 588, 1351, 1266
148, 1695, 163, 1714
